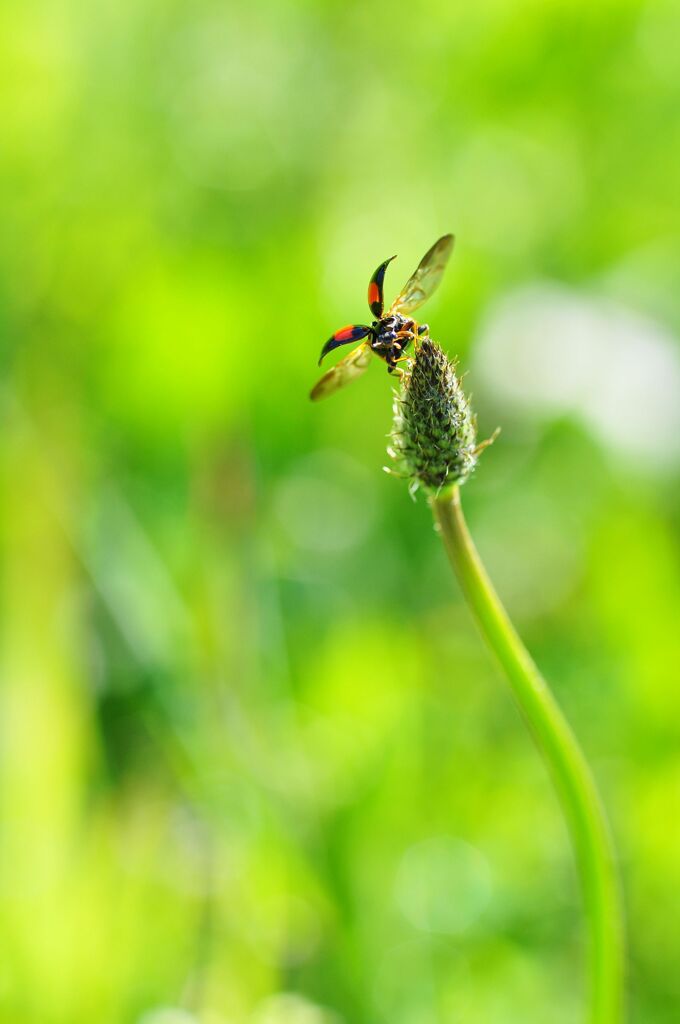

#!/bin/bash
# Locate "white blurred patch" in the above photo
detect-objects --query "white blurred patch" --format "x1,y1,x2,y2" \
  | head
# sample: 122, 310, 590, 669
139, 1010, 198, 1024
395, 837, 492, 935
473, 283, 680, 469
253, 994, 339, 1024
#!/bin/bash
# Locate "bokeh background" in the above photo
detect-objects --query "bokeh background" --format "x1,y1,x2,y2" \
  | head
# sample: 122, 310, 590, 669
2, 1, 680, 1022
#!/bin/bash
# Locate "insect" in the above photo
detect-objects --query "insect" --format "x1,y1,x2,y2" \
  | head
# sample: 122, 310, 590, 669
310, 234, 455, 401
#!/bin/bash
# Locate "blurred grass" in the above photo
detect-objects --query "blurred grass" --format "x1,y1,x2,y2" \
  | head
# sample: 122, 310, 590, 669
1, 0, 680, 1022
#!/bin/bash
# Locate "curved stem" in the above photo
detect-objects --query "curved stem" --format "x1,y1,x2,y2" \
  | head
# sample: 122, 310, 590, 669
431, 486, 625, 1024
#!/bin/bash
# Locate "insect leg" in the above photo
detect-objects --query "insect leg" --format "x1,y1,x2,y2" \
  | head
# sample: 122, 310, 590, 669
411, 322, 429, 350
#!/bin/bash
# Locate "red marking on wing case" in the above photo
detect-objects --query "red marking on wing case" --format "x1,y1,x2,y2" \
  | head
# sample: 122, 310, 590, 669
334, 325, 358, 341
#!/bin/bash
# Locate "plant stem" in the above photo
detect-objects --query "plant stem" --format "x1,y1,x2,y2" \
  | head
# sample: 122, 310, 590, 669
430, 485, 625, 1024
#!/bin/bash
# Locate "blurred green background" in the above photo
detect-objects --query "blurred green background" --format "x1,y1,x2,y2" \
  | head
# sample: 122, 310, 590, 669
2, 1, 680, 1022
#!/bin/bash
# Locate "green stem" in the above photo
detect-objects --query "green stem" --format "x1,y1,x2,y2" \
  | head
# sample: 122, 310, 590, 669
431, 485, 625, 1024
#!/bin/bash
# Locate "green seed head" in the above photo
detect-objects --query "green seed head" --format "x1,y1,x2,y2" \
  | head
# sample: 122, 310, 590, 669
389, 339, 481, 495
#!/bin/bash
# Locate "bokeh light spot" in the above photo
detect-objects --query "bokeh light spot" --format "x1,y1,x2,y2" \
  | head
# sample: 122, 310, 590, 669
395, 836, 493, 935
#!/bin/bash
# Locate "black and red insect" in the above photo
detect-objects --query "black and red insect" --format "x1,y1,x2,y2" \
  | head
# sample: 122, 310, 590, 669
310, 234, 454, 401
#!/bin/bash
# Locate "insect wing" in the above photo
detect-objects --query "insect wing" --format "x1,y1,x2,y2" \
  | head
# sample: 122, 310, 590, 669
318, 324, 371, 366
310, 342, 373, 401
367, 255, 396, 318
389, 234, 454, 316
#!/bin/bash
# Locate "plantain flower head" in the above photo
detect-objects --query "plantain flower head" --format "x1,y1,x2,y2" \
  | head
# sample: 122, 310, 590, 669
389, 339, 491, 495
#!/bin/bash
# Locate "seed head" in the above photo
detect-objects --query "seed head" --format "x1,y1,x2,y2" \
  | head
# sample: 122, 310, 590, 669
389, 339, 486, 495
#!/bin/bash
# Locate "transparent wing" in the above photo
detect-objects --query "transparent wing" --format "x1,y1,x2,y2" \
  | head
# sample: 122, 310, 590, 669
388, 234, 455, 316
309, 342, 373, 401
